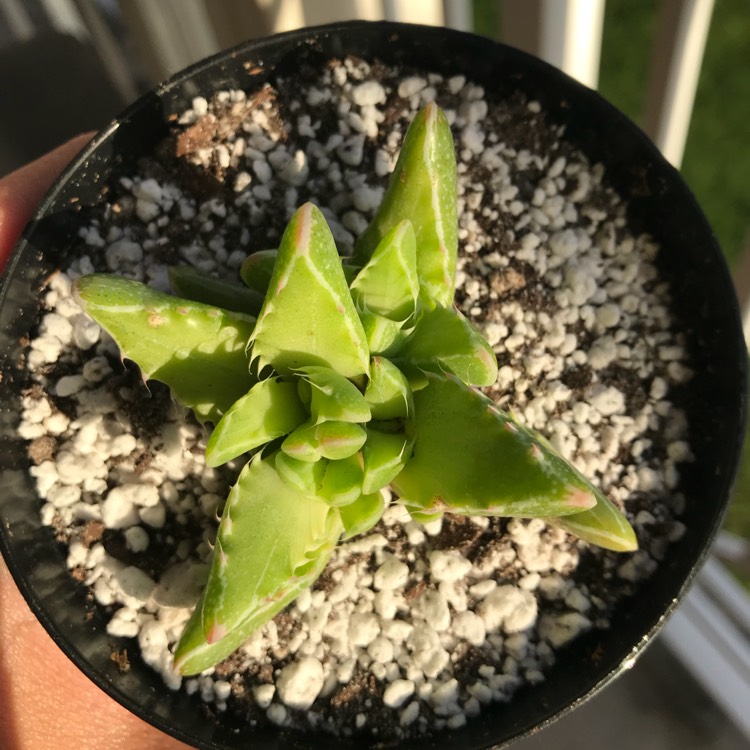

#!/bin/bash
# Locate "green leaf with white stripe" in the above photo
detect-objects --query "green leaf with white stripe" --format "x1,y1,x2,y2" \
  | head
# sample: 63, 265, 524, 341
353, 103, 458, 307
239, 249, 279, 295
350, 219, 419, 321
249, 203, 369, 379
173, 454, 343, 675
241, 249, 361, 297
73, 274, 255, 423
351, 220, 420, 355
392, 372, 604, 519
205, 378, 307, 467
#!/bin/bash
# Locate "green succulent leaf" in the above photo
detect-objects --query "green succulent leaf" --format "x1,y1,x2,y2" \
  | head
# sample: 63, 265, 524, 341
205, 378, 307, 467
275, 452, 327, 494
168, 265, 265, 316
248, 203, 369, 379
281, 420, 367, 462
350, 219, 419, 322
392, 372, 605, 519
365, 356, 414, 421
553, 493, 638, 552
362, 428, 411, 495
407, 507, 444, 524
395, 362, 431, 393
239, 249, 279, 295
241, 249, 360, 296
296, 365, 371, 424
319, 454, 364, 507
351, 220, 420, 355
339, 490, 386, 539
73, 274, 255, 423
173, 454, 343, 675
353, 103, 458, 307
396, 305, 498, 387
280, 421, 321, 462
316, 421, 368, 460
359, 356, 414, 493
358, 314, 404, 356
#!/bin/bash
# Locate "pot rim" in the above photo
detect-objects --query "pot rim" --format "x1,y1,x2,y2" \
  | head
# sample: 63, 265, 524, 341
1, 19, 746, 750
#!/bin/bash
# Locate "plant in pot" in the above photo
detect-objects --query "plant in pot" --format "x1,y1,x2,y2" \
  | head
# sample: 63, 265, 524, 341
73, 102, 636, 678
0, 20, 745, 750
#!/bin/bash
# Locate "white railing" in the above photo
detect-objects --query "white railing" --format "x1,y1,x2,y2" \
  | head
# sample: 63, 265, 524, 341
660, 554, 750, 739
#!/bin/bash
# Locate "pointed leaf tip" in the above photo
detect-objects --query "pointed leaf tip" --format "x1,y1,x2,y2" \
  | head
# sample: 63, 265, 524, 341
554, 492, 638, 552
353, 104, 458, 308
396, 305, 498, 387
249, 204, 369, 378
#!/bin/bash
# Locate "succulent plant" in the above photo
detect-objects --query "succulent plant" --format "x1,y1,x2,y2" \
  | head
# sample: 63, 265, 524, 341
73, 103, 637, 677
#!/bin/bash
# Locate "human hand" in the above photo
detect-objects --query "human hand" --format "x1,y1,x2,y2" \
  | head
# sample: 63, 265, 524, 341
0, 138, 191, 750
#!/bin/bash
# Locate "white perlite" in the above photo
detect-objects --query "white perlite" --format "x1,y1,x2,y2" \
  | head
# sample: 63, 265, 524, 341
19, 56, 694, 742
276, 657, 325, 710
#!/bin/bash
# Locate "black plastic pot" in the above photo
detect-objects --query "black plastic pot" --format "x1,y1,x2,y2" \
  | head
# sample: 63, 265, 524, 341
0, 20, 746, 750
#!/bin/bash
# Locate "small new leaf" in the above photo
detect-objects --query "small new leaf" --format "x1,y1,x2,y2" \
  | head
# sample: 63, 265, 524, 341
396, 305, 498, 387
362, 428, 411, 494
365, 356, 414, 421
319, 454, 364, 507
296, 365, 371, 424
281, 420, 367, 462
339, 491, 386, 539
350, 220, 419, 323
205, 378, 307, 467
239, 249, 279, 295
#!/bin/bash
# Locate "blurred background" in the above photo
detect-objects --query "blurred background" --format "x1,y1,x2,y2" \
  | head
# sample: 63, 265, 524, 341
1, 0, 748, 747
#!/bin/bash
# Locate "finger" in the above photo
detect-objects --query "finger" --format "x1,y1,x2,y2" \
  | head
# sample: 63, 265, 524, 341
0, 133, 94, 271
0, 133, 191, 748
0, 558, 191, 750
